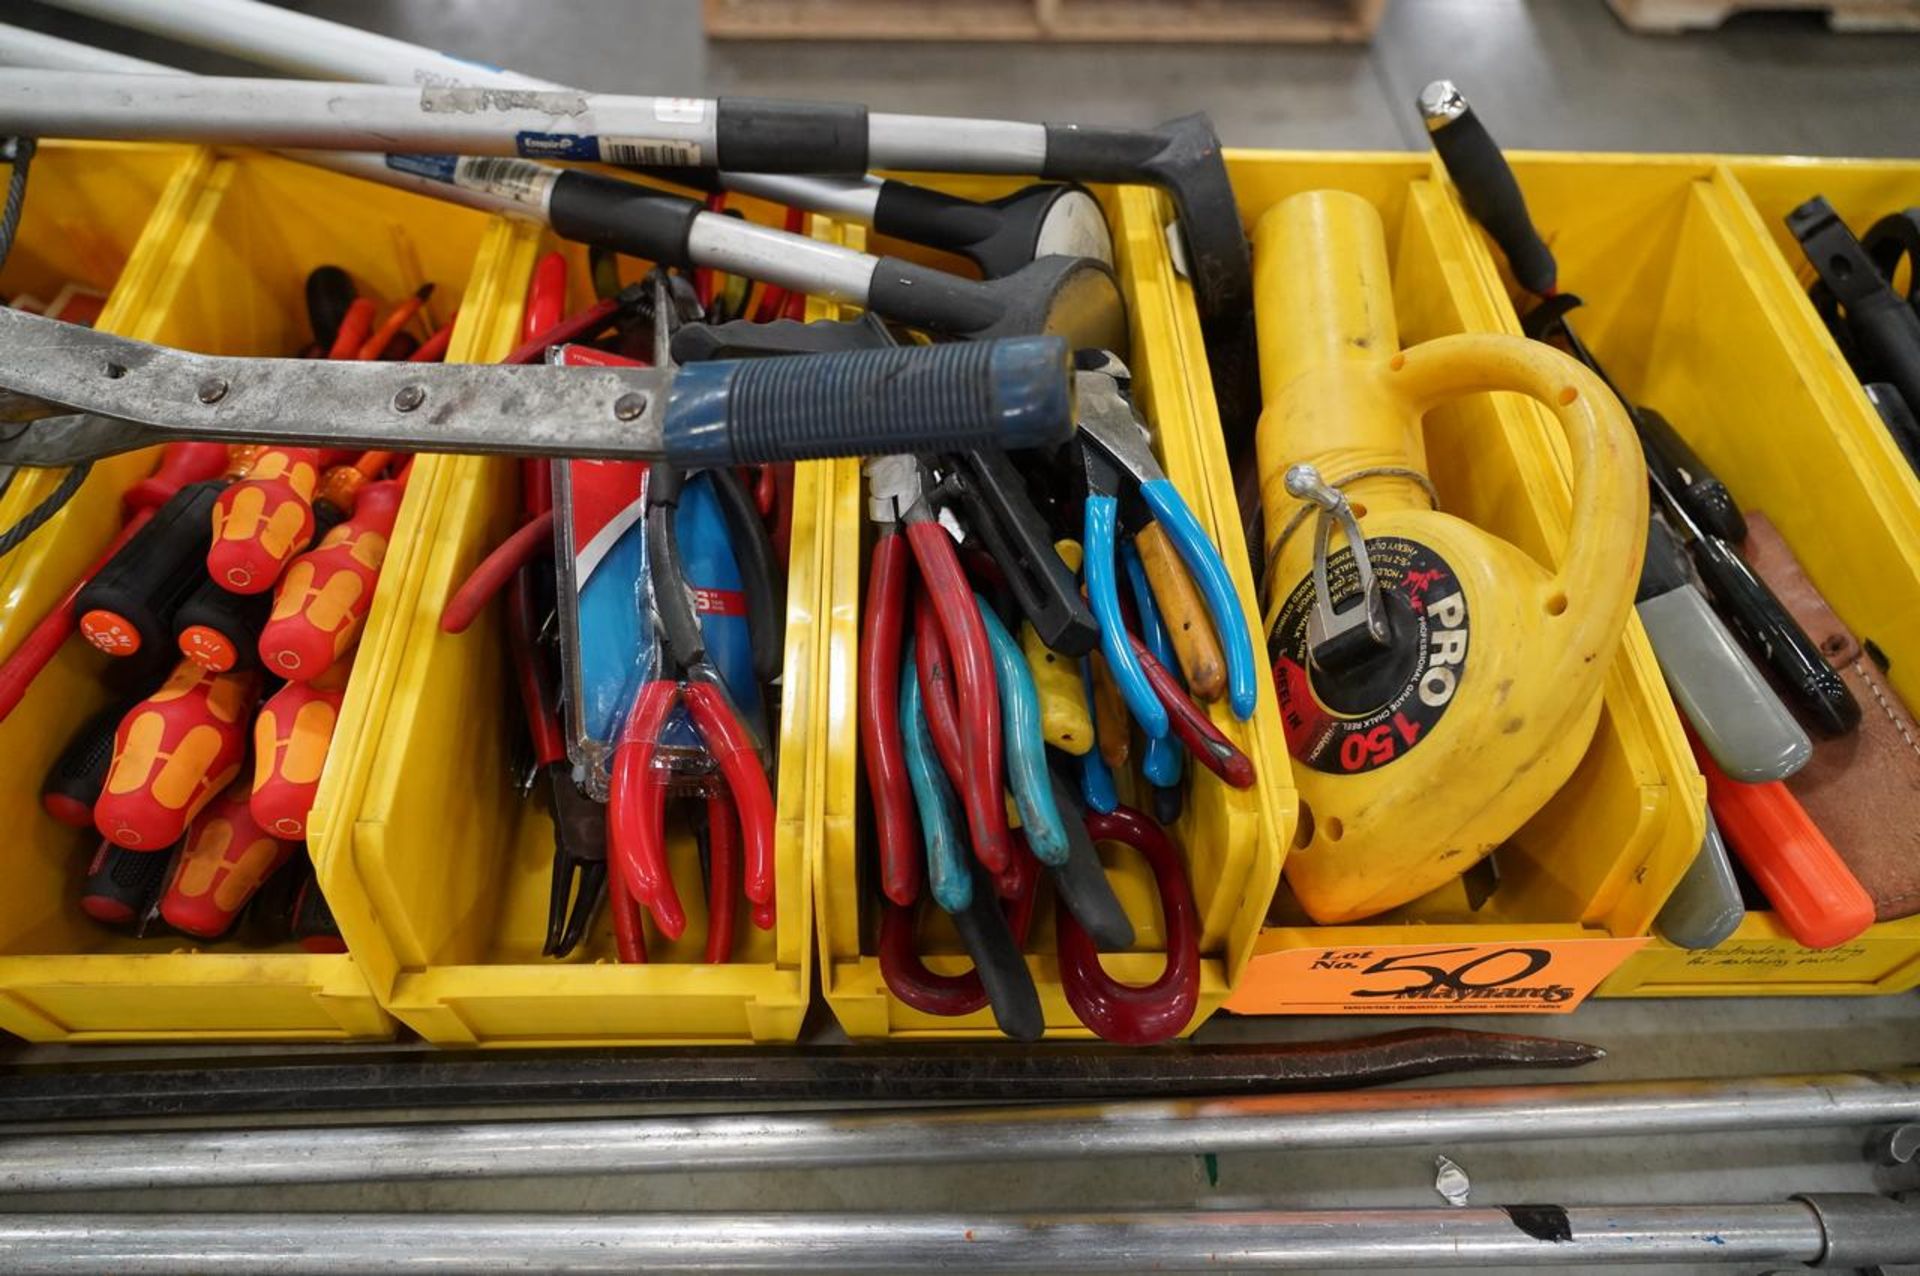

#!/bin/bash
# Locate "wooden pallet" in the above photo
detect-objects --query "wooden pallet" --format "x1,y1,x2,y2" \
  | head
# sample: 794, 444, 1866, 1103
703, 0, 1385, 43
1607, 0, 1920, 33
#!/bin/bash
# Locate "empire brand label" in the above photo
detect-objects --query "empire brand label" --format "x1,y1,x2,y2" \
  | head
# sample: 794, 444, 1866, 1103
1272, 536, 1469, 774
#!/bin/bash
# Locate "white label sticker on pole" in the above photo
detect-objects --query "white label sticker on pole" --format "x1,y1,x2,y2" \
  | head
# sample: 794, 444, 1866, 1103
654, 98, 707, 124
454, 156, 559, 210
599, 137, 705, 166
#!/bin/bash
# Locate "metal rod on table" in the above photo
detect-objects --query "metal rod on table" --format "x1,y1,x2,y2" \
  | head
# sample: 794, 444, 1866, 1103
2, 1069, 1915, 1193
7, 1199, 1913, 1272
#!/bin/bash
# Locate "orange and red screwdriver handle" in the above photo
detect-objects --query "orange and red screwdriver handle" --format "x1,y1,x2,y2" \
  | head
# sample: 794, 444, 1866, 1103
159, 778, 296, 939
258, 476, 406, 680
251, 655, 354, 840
94, 659, 259, 850
207, 445, 322, 595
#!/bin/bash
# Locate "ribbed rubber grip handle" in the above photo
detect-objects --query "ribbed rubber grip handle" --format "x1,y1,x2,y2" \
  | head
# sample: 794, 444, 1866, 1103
662, 335, 1074, 466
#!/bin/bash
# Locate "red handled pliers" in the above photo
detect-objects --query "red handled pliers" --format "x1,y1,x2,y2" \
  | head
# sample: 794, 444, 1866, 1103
608, 462, 776, 944
861, 455, 1011, 887
1055, 804, 1200, 1045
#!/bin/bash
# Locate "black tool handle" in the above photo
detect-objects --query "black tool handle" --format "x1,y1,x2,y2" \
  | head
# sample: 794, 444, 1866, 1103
662, 336, 1075, 466
173, 575, 272, 673
950, 450, 1099, 658
1866, 383, 1920, 475
79, 841, 173, 928
669, 318, 885, 364
1045, 774, 1135, 949
1418, 81, 1557, 297
951, 863, 1045, 1043
1636, 407, 1746, 544
41, 702, 128, 828
1788, 196, 1920, 412
73, 480, 223, 660
1686, 532, 1861, 737
304, 266, 356, 351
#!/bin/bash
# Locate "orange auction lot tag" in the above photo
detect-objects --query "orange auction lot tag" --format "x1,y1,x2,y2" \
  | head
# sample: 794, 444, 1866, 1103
1224, 937, 1649, 1015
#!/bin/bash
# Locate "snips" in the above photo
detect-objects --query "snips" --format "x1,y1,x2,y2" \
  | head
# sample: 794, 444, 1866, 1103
1074, 350, 1259, 733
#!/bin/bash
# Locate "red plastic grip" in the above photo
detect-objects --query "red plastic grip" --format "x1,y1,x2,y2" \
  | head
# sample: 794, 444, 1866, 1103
123, 443, 230, 515
160, 779, 296, 939
1687, 728, 1874, 950
250, 657, 352, 839
94, 660, 260, 850
860, 531, 919, 907
257, 478, 404, 680
207, 446, 322, 594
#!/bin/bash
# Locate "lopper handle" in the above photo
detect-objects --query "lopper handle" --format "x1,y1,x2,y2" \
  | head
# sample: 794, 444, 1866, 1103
159, 780, 296, 939
257, 479, 405, 681
1418, 80, 1557, 297
250, 659, 352, 840
661, 336, 1075, 466
1688, 729, 1874, 950
207, 446, 322, 594
94, 660, 260, 850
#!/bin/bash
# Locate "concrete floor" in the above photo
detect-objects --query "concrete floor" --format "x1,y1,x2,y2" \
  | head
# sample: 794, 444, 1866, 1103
3, 0, 1919, 1271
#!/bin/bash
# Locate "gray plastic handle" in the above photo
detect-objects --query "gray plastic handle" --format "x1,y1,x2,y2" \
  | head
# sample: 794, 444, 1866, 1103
1636, 585, 1812, 782
1656, 813, 1746, 951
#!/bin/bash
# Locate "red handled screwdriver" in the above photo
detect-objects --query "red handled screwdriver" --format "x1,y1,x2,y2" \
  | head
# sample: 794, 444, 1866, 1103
159, 779, 296, 939
250, 656, 352, 839
94, 659, 260, 850
257, 477, 405, 680
206, 445, 323, 595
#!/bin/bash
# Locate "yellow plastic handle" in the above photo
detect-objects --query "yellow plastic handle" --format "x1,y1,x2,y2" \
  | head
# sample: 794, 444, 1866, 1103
1389, 330, 1646, 646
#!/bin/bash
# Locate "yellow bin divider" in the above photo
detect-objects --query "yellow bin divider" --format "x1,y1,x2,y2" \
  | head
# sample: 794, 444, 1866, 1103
0, 146, 513, 1041
1460, 153, 1920, 998
1222, 153, 1703, 1011
0, 142, 212, 630
814, 177, 1295, 1039
307, 212, 816, 1047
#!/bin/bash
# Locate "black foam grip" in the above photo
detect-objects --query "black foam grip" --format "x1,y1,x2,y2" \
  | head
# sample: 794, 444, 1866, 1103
715, 97, 868, 175
74, 480, 221, 659
42, 703, 125, 825
81, 841, 171, 927
547, 170, 701, 267
1429, 107, 1557, 297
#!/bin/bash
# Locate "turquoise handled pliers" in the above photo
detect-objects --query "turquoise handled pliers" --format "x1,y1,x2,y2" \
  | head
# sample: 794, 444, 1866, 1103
1076, 353, 1259, 735
972, 593, 1072, 869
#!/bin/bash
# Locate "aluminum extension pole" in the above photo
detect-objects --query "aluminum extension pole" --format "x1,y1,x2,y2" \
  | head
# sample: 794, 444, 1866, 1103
0, 28, 525, 220
7, 1198, 1920, 1272
36, 0, 888, 220
3, 1069, 1916, 1194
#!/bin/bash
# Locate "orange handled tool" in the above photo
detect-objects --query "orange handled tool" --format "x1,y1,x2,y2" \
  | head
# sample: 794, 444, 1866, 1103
1687, 728, 1874, 950
94, 660, 260, 850
207, 446, 322, 594
250, 657, 351, 839
257, 477, 405, 681
159, 779, 296, 939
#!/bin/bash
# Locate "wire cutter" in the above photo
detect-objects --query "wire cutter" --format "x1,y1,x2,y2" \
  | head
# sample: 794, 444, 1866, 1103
913, 590, 1133, 946
1056, 804, 1201, 1045
607, 461, 776, 942
899, 636, 1043, 1041
864, 454, 1012, 880
1075, 351, 1259, 733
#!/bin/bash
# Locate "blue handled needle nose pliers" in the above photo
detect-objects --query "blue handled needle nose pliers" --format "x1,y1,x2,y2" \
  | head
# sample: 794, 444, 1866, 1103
1074, 351, 1259, 735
